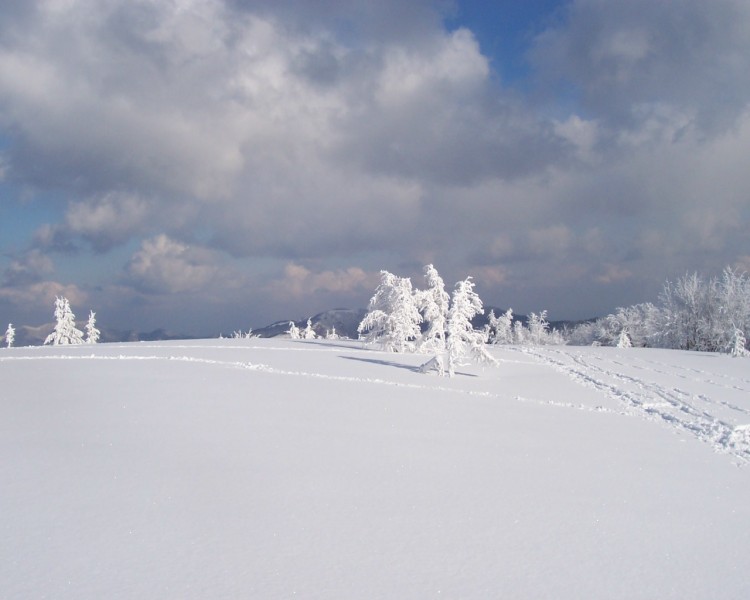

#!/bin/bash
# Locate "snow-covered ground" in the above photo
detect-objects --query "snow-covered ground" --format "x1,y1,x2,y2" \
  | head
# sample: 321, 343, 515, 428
2, 339, 749, 599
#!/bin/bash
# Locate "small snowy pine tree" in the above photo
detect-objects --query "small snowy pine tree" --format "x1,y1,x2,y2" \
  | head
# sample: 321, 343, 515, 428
302, 318, 317, 340
287, 321, 301, 339
5, 323, 14, 348
85, 311, 100, 344
44, 296, 84, 345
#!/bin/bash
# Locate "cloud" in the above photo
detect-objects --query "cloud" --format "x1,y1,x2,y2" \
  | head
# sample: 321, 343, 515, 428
0, 280, 86, 310
2, 249, 53, 286
1, 0, 750, 329
124, 234, 234, 295
531, 0, 750, 133
268, 263, 376, 299
34, 192, 152, 253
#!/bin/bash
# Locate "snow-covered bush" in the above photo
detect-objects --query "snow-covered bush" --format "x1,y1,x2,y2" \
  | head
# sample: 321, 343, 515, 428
44, 296, 84, 346
5, 323, 14, 348
232, 329, 253, 339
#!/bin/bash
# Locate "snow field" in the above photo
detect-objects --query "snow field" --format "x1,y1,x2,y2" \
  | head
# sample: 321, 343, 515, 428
1, 339, 750, 599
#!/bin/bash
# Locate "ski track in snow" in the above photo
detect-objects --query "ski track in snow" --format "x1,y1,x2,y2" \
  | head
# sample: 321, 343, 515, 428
517, 347, 750, 464
4, 342, 749, 464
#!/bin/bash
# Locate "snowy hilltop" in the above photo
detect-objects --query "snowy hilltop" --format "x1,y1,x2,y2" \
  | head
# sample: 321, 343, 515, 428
1, 337, 749, 599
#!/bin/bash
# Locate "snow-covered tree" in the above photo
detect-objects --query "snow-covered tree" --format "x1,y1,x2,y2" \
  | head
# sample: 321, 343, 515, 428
5, 323, 14, 348
358, 270, 422, 352
526, 311, 550, 345
85, 311, 100, 344
617, 328, 632, 348
416, 264, 450, 353
302, 318, 317, 340
446, 277, 497, 377
488, 308, 514, 345
44, 296, 84, 346
512, 320, 526, 345
730, 328, 748, 357
287, 321, 301, 340
326, 327, 339, 340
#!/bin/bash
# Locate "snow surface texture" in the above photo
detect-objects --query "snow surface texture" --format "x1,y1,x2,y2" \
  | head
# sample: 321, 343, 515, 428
2, 339, 749, 599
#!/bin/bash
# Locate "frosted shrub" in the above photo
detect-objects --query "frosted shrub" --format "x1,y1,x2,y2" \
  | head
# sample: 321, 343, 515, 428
5, 323, 14, 348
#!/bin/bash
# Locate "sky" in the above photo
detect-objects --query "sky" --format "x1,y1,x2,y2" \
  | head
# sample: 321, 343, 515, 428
1, 0, 750, 335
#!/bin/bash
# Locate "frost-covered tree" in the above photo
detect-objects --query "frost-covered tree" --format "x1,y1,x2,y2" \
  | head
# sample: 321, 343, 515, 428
730, 328, 748, 357
5, 323, 14, 348
617, 328, 632, 348
446, 277, 497, 377
358, 270, 422, 352
488, 308, 514, 345
526, 311, 550, 345
416, 264, 450, 353
287, 321, 301, 340
85, 311, 100, 344
44, 296, 84, 346
302, 318, 317, 340
326, 327, 339, 340
512, 320, 526, 345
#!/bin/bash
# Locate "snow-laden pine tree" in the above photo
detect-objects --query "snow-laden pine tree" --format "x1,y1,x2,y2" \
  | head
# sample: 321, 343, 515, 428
446, 277, 497, 377
416, 264, 450, 353
85, 311, 100, 344
326, 327, 339, 340
44, 296, 84, 345
513, 320, 526, 345
358, 271, 422, 352
302, 318, 317, 340
287, 321, 301, 340
5, 323, 14, 348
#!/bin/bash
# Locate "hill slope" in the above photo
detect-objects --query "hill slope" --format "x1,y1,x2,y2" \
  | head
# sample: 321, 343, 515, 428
1, 340, 749, 599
